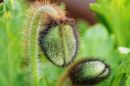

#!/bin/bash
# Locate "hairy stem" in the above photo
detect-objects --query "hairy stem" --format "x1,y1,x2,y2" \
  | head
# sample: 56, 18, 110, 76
28, 5, 59, 86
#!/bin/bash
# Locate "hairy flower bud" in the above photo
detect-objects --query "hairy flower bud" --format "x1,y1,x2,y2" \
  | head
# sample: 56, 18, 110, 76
68, 59, 110, 85
39, 18, 79, 67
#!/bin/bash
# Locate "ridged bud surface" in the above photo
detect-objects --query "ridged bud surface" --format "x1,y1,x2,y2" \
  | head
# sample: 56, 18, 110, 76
68, 59, 110, 85
39, 19, 79, 67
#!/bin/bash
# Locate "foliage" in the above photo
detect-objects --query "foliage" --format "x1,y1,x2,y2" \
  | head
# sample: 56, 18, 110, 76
90, 0, 130, 46
0, 0, 130, 86
0, 0, 25, 86
90, 0, 130, 86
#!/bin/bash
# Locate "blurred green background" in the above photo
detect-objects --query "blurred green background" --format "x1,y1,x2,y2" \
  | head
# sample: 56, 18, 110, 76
0, 0, 130, 86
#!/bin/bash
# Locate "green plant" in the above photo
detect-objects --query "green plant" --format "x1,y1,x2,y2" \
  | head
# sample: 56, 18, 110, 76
0, 0, 25, 86
21, 1, 110, 86
1, 0, 130, 86
90, 0, 130, 86
57, 58, 110, 86
23, 0, 79, 86
90, 0, 130, 47
69, 59, 110, 85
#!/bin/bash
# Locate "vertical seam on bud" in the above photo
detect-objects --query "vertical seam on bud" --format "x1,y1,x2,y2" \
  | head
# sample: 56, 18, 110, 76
38, 19, 79, 67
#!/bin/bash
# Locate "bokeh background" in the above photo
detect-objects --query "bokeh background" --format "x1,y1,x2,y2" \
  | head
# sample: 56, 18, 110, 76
1, 0, 130, 86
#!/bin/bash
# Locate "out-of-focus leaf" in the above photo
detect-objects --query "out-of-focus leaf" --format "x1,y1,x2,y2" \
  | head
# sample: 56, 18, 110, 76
77, 20, 89, 36
115, 55, 130, 76
40, 62, 64, 86
90, 0, 130, 46
126, 74, 130, 86
79, 24, 114, 57
0, 3, 4, 16
0, 0, 26, 86
111, 54, 130, 86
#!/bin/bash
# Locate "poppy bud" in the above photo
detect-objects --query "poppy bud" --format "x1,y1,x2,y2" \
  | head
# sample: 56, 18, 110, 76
39, 18, 79, 67
68, 59, 110, 85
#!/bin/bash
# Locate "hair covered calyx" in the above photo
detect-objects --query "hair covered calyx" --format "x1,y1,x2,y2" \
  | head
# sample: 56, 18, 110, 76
68, 58, 110, 86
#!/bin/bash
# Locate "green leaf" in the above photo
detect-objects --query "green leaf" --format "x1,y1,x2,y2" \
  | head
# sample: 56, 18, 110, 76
79, 23, 114, 57
126, 74, 130, 86
77, 20, 89, 36
40, 62, 63, 86
0, 3, 4, 16
0, 0, 25, 86
90, 0, 130, 46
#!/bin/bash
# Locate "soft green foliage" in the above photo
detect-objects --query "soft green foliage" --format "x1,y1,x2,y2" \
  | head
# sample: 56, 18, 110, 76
90, 0, 130, 46
0, 0, 25, 86
0, 0, 130, 86
90, 0, 130, 86
79, 24, 114, 57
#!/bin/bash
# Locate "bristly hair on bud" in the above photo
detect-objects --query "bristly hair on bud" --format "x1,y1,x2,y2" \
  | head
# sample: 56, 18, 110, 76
22, 1, 79, 85
68, 58, 110, 86
38, 17, 79, 67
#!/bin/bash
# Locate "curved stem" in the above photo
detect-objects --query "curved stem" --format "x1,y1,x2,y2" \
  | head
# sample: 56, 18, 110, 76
28, 5, 59, 86
29, 14, 40, 86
